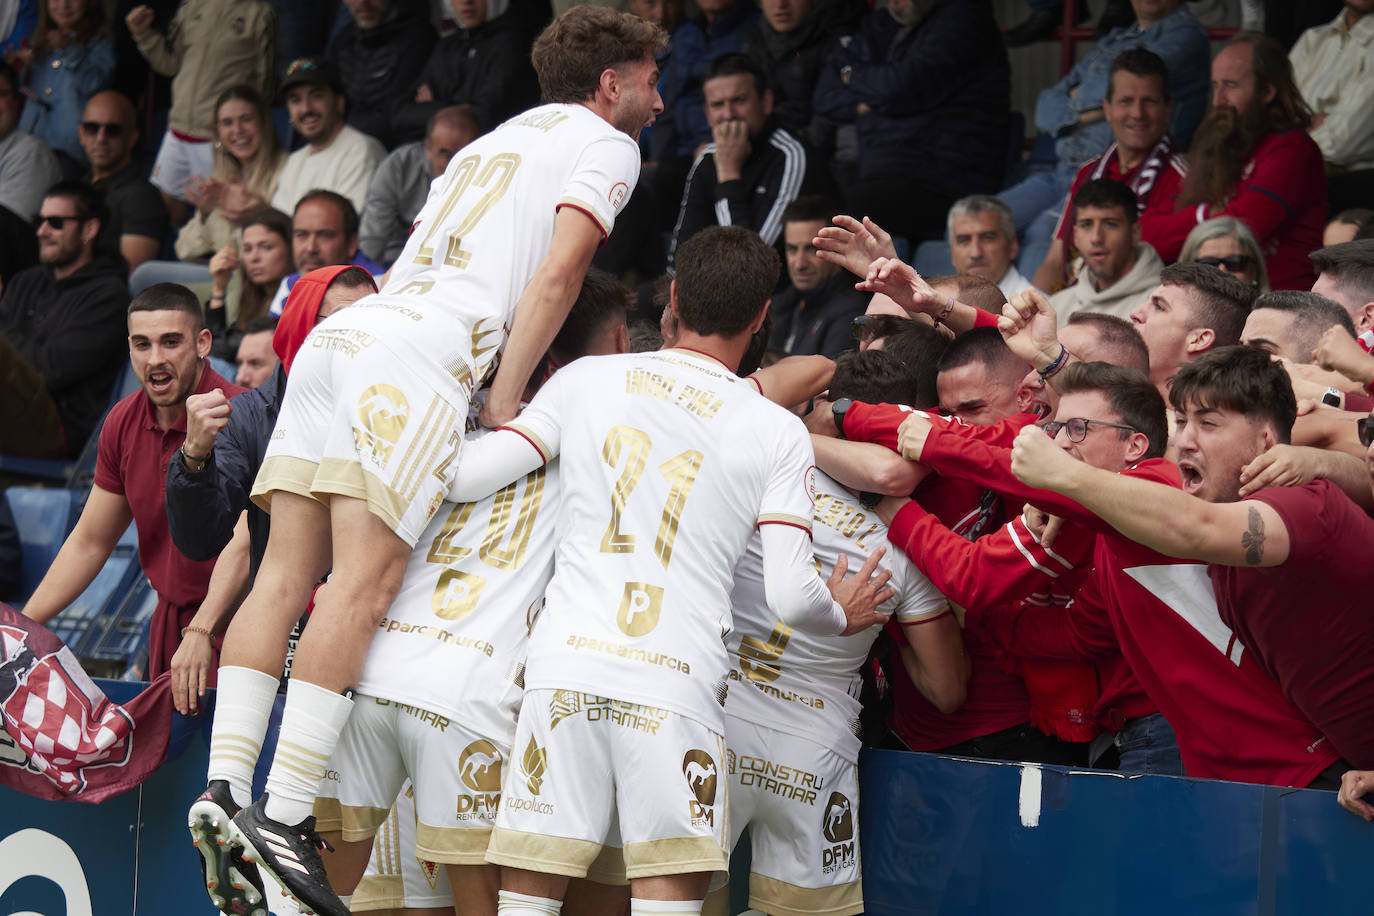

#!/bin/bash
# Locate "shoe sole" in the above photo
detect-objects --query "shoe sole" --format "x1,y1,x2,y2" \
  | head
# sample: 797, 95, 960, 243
188, 798, 268, 916
225, 817, 327, 916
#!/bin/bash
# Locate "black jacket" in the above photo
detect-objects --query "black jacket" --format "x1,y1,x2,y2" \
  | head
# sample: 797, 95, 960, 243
392, 10, 538, 140
767, 271, 867, 358
813, 0, 1010, 191
330, 4, 437, 148
165, 364, 282, 579
0, 255, 129, 455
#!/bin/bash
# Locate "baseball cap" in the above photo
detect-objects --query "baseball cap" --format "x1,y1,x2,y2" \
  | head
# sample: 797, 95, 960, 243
278, 58, 343, 102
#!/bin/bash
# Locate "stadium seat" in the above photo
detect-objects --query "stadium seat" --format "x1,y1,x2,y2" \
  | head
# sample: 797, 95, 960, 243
46, 521, 141, 660
4, 487, 81, 602
208, 356, 237, 382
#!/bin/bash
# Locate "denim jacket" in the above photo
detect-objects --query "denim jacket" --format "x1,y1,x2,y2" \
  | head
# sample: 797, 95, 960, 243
17, 36, 116, 164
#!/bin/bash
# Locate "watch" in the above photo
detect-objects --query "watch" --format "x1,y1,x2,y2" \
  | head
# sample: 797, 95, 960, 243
831, 398, 854, 438
1322, 387, 1343, 408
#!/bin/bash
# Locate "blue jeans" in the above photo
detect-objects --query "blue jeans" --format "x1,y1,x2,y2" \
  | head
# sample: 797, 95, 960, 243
1115, 713, 1185, 776
998, 162, 1075, 237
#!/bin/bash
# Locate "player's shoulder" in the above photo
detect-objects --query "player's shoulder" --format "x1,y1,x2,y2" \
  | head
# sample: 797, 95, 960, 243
497, 103, 637, 150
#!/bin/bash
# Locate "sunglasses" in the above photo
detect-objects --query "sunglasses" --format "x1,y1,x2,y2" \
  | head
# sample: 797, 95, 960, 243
1358, 414, 1374, 448
1195, 255, 1253, 272
79, 120, 125, 138
1043, 417, 1138, 442
34, 215, 86, 230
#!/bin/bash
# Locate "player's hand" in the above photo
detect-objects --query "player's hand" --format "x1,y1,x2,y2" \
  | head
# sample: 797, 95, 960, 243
1010, 424, 1076, 491
711, 119, 751, 180
1338, 769, 1374, 822
170, 627, 214, 715
828, 549, 896, 636
126, 4, 155, 37
896, 411, 934, 461
856, 258, 944, 317
1023, 503, 1065, 548
999, 289, 1063, 371
1238, 444, 1322, 496
478, 397, 518, 430
1315, 325, 1374, 388
813, 214, 899, 279
184, 389, 233, 458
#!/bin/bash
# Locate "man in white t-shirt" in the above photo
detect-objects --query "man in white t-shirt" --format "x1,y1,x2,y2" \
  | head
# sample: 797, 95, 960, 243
270, 57, 388, 216
445, 226, 893, 916
189, 12, 671, 916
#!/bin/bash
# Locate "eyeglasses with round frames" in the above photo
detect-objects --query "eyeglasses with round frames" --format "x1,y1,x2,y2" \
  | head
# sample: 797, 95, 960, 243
1042, 417, 1139, 442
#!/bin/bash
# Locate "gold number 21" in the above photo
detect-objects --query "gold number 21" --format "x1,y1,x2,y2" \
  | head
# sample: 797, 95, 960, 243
599, 425, 704, 569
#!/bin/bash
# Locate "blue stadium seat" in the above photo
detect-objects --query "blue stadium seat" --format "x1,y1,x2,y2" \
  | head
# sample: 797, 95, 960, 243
208, 356, 237, 383
84, 573, 159, 675
46, 522, 141, 657
913, 240, 956, 278
4, 486, 81, 602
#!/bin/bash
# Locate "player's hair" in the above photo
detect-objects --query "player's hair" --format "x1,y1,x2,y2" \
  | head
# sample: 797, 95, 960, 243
1224, 31, 1312, 133
876, 321, 948, 409
128, 283, 207, 332
1330, 209, 1374, 238
927, 273, 1007, 314
704, 52, 768, 96
1249, 290, 1355, 356
1071, 178, 1138, 225
295, 189, 359, 239
1159, 261, 1255, 347
782, 195, 840, 227
936, 327, 1024, 382
829, 349, 916, 406
1107, 48, 1171, 102
552, 267, 632, 360
1168, 344, 1295, 444
1310, 240, 1374, 305
242, 314, 280, 335
44, 179, 107, 229
673, 227, 779, 337
1179, 217, 1269, 292
1055, 361, 1168, 459
532, 6, 668, 104
946, 195, 1015, 246
1065, 312, 1150, 373
326, 265, 377, 293
628, 320, 663, 353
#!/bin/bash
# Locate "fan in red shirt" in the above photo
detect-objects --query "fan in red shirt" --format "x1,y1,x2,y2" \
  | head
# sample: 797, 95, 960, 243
1010, 344, 1374, 788
21, 283, 245, 680
1151, 34, 1325, 291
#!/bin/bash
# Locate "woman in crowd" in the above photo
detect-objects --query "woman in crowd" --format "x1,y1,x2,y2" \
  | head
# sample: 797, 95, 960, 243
1180, 217, 1270, 293
206, 207, 293, 361
14, 0, 115, 167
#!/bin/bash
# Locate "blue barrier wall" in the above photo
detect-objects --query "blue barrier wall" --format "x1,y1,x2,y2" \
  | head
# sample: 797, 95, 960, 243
3, 682, 1371, 915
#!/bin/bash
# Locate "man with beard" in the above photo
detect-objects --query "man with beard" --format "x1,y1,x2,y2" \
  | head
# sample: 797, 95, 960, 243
270, 58, 387, 216
0, 181, 129, 458
79, 91, 169, 274
669, 53, 816, 264
21, 283, 244, 682
1155, 33, 1326, 291
269, 191, 384, 314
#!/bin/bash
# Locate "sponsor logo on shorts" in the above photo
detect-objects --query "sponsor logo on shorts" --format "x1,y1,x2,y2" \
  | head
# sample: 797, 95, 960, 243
354, 384, 410, 464
421, 859, 441, 890
683, 749, 718, 827
457, 739, 503, 819
521, 736, 547, 795
616, 582, 664, 637
549, 691, 669, 734
734, 755, 822, 805
821, 791, 855, 873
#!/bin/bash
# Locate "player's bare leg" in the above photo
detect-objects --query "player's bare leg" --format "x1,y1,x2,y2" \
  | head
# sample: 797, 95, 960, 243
320, 831, 373, 897
445, 863, 500, 916
565, 878, 630, 916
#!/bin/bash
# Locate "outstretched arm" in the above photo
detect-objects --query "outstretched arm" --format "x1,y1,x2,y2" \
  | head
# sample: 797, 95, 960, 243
812, 214, 899, 279
449, 429, 546, 503
857, 258, 983, 334
759, 523, 892, 637
23, 487, 132, 625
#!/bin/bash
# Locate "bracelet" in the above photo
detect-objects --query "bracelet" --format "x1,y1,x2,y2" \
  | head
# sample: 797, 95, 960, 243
209, 293, 225, 302
1038, 344, 1069, 382
936, 295, 955, 323
180, 443, 209, 472
181, 625, 213, 640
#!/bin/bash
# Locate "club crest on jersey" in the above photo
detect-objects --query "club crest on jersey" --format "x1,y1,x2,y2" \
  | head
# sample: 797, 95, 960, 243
616, 581, 664, 636
354, 384, 410, 464
804, 464, 817, 507
609, 182, 629, 209
821, 791, 856, 873
683, 749, 718, 826
457, 739, 503, 818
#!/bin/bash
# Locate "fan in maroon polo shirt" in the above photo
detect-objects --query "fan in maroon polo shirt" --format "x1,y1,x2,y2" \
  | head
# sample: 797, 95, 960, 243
23, 283, 245, 681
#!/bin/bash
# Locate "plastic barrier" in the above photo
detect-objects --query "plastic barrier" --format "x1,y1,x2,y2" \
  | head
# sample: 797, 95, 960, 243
3, 683, 1370, 915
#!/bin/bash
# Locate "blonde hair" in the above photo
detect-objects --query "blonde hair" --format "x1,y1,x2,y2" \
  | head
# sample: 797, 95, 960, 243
212, 86, 288, 200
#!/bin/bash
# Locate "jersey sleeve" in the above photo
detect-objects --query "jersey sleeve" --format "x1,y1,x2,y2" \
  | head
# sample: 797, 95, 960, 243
757, 419, 817, 533
449, 373, 570, 502
92, 407, 125, 496
1246, 481, 1374, 587
889, 552, 952, 626
556, 134, 642, 241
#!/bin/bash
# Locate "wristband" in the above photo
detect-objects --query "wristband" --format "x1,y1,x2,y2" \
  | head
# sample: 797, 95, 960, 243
181, 625, 213, 640
180, 444, 209, 472
1038, 344, 1069, 382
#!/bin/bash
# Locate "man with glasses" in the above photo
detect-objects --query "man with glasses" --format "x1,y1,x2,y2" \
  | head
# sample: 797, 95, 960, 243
1010, 344, 1374, 783
79, 91, 170, 273
0, 61, 61, 222
0, 180, 129, 458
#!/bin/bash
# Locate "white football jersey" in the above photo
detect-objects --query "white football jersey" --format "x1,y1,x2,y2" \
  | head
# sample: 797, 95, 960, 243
726, 471, 949, 762
356, 422, 560, 748
355, 103, 641, 389
504, 349, 818, 728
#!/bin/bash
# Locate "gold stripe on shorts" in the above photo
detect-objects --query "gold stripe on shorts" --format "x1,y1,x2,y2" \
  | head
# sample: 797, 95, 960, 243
485, 827, 603, 878
416, 821, 493, 865
584, 843, 629, 887
251, 455, 324, 513
350, 874, 404, 912
312, 796, 343, 833
336, 803, 393, 843
390, 395, 458, 505
749, 872, 864, 916
315, 456, 409, 534
622, 836, 727, 879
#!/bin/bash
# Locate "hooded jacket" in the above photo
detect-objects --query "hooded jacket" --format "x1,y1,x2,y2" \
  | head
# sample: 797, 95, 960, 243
1051, 242, 1163, 323
330, 3, 437, 148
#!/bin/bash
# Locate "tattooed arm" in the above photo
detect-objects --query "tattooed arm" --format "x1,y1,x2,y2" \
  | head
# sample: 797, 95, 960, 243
1007, 425, 1293, 567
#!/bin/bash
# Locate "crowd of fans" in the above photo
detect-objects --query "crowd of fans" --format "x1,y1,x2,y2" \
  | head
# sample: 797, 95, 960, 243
4, 0, 1374, 838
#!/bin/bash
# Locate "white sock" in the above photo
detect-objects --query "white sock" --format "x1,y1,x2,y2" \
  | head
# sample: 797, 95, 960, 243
262, 679, 353, 825
630, 899, 703, 915
206, 666, 281, 808
496, 890, 562, 915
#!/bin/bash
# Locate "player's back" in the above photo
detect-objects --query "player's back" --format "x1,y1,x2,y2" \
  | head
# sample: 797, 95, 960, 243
512, 348, 817, 728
